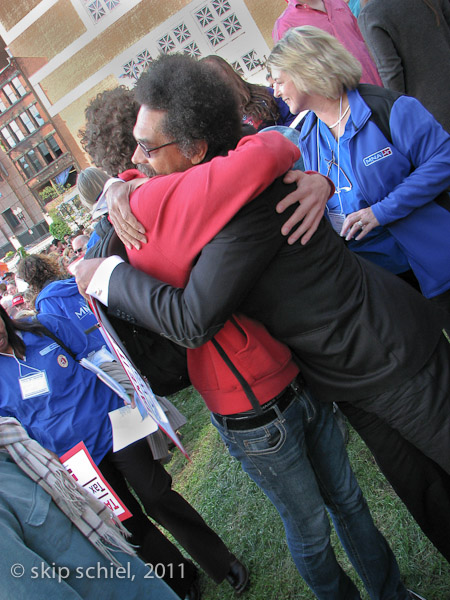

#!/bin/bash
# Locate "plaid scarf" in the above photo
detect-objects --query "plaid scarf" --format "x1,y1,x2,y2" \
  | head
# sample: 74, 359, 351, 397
0, 417, 136, 567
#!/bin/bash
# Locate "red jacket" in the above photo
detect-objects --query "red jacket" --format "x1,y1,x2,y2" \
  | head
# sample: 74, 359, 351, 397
124, 132, 300, 414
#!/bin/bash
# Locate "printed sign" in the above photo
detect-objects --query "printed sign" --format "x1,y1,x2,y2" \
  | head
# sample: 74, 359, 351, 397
60, 441, 132, 521
89, 298, 189, 460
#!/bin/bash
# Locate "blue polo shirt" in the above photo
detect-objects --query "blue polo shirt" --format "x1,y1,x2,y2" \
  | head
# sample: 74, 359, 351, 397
0, 314, 123, 463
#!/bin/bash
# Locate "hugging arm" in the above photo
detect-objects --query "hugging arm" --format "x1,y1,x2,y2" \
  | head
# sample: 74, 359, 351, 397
108, 180, 295, 347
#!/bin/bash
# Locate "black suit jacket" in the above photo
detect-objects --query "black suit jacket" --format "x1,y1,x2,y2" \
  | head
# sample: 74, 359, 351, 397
87, 217, 190, 397
107, 177, 445, 403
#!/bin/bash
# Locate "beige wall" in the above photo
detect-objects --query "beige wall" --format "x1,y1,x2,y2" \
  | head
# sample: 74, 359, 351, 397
40, 1, 192, 104
8, 0, 86, 62
3, 0, 289, 166
0, 0, 42, 32
245, 0, 286, 47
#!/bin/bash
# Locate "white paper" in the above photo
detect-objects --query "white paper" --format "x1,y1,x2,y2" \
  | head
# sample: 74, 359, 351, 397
108, 404, 158, 452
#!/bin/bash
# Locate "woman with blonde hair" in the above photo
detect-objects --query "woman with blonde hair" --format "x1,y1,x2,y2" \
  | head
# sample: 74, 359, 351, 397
267, 25, 450, 310
266, 25, 450, 567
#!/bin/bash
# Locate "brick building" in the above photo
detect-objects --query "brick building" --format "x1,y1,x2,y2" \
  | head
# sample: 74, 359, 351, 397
0, 0, 286, 255
0, 0, 285, 160
0, 56, 80, 255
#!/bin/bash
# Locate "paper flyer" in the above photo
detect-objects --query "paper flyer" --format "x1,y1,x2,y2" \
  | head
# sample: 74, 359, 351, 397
108, 404, 158, 452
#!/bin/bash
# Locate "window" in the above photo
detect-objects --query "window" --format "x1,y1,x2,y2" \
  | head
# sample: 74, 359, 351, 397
37, 141, 53, 165
9, 120, 25, 142
0, 96, 7, 113
82, 0, 121, 24
27, 149, 42, 172
3, 84, 18, 104
46, 135, 62, 157
1, 127, 16, 148
29, 104, 45, 127
19, 111, 36, 134
11, 76, 26, 97
2, 208, 20, 229
18, 156, 34, 178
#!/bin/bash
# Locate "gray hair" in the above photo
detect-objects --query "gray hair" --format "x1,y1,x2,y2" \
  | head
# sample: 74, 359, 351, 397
268, 26, 361, 99
76, 167, 110, 209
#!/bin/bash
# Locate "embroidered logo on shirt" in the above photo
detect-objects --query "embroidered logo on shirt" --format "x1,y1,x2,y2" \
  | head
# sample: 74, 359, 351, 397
40, 342, 59, 356
75, 304, 91, 320
57, 354, 69, 368
363, 147, 393, 167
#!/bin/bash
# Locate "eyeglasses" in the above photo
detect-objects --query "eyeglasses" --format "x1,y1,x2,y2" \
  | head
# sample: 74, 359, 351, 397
74, 248, 84, 254
136, 140, 178, 158
325, 151, 353, 193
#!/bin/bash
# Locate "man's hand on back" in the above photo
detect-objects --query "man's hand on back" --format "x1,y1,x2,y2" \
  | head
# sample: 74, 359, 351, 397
276, 171, 333, 245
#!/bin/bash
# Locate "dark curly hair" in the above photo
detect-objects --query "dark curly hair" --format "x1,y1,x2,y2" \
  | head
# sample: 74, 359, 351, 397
17, 254, 68, 309
135, 54, 242, 162
201, 55, 279, 127
79, 86, 139, 175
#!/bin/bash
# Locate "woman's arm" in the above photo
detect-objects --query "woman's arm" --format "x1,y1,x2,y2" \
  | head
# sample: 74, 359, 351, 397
370, 96, 450, 226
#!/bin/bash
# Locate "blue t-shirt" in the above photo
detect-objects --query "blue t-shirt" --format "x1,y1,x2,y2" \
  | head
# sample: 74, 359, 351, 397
0, 314, 122, 463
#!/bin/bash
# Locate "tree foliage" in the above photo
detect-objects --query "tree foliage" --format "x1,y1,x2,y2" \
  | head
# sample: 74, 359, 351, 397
49, 217, 71, 240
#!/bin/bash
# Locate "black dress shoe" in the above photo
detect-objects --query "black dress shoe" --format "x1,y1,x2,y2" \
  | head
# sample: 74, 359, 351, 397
225, 558, 249, 595
184, 562, 201, 600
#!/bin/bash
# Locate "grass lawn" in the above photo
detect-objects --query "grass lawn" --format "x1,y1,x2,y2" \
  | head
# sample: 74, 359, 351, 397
165, 387, 450, 600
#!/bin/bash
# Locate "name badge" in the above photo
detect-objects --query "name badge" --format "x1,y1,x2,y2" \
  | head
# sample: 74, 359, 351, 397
19, 371, 50, 400
328, 211, 346, 234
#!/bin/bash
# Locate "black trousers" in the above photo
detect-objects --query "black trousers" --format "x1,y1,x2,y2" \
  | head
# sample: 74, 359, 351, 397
98, 457, 195, 598
99, 438, 233, 597
339, 334, 450, 562
339, 401, 450, 562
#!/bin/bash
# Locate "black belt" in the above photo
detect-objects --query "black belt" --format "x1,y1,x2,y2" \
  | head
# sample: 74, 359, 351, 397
213, 375, 304, 431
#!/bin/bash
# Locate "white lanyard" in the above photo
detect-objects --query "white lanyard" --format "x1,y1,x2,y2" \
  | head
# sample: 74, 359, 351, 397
289, 110, 308, 129
317, 97, 348, 233
1, 350, 50, 399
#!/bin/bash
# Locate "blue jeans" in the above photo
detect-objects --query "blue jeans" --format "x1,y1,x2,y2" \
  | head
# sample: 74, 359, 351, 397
212, 387, 408, 600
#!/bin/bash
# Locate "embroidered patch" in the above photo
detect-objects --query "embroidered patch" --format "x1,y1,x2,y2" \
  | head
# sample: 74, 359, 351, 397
363, 146, 393, 166
57, 354, 69, 368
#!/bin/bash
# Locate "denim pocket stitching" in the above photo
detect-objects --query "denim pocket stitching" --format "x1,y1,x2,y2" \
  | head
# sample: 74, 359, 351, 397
242, 420, 287, 456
